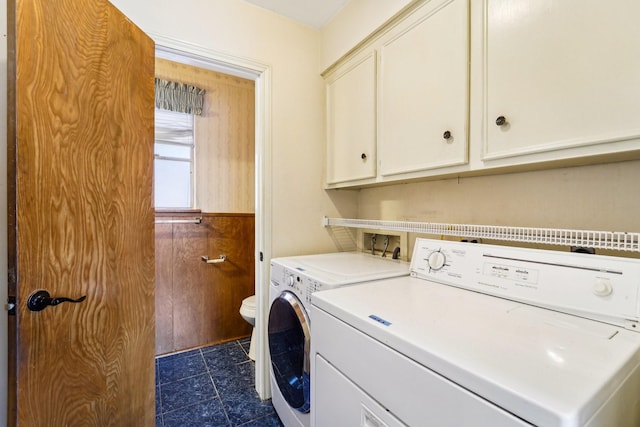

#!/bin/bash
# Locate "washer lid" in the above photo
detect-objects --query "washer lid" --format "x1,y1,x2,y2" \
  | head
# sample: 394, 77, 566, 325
272, 252, 409, 287
312, 277, 640, 427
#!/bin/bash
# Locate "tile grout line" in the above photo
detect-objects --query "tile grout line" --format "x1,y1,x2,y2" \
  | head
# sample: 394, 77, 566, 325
157, 352, 221, 419
156, 340, 274, 426
155, 358, 164, 427
201, 347, 234, 427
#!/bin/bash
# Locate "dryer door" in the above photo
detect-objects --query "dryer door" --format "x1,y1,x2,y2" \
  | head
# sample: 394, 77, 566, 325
268, 291, 311, 413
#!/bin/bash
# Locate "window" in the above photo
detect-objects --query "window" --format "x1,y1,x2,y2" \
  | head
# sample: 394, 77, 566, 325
154, 108, 194, 208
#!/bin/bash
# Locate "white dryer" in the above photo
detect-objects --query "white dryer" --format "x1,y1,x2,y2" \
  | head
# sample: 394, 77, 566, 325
268, 252, 410, 427
311, 238, 640, 427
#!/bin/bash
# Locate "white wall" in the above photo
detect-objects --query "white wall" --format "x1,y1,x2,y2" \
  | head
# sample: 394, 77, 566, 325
320, 0, 412, 70
358, 161, 640, 257
109, 0, 357, 258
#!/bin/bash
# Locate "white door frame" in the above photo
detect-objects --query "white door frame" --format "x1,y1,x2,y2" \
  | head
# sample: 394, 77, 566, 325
152, 34, 272, 399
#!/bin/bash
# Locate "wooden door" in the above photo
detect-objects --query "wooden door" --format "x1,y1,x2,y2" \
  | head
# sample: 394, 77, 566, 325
7, 0, 156, 425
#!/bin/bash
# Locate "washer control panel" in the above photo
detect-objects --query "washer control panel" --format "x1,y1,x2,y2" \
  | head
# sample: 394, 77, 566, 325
411, 238, 640, 329
270, 262, 327, 308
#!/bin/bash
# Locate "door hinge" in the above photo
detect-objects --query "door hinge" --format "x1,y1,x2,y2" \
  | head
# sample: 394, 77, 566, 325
6, 296, 16, 316
259, 251, 264, 262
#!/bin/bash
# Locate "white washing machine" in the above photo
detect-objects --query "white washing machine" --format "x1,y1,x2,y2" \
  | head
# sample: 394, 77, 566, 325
311, 238, 640, 427
268, 252, 410, 427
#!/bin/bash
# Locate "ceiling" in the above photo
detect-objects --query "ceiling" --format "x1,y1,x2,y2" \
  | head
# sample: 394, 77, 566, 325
243, 0, 350, 29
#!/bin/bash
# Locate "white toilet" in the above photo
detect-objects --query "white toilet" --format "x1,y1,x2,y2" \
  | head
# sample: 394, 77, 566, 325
239, 295, 257, 360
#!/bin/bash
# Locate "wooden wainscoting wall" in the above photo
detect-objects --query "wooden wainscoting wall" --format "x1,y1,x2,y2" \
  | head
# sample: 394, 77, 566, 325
155, 211, 255, 355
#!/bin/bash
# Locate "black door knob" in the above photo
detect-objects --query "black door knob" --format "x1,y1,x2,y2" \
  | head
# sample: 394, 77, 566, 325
443, 130, 452, 140
27, 290, 87, 312
496, 116, 507, 126
361, 153, 367, 160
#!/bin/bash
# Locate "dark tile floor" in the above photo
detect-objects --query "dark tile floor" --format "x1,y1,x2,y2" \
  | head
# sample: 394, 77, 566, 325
156, 338, 284, 427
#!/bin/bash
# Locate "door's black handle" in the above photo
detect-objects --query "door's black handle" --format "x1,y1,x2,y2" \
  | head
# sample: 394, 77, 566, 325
27, 290, 86, 312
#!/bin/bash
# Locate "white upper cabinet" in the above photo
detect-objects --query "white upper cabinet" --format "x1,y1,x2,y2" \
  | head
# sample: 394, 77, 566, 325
325, 50, 377, 185
379, 0, 469, 177
323, 0, 640, 188
481, 0, 640, 161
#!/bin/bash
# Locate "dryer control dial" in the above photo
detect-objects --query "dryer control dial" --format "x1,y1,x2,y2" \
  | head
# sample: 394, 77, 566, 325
286, 275, 296, 287
428, 251, 446, 271
593, 280, 613, 297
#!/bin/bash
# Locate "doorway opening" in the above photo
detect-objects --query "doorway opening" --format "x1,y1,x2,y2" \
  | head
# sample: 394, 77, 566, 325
154, 38, 272, 400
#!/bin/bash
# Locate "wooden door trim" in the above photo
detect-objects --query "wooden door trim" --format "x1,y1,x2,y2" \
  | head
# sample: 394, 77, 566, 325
7, 0, 18, 423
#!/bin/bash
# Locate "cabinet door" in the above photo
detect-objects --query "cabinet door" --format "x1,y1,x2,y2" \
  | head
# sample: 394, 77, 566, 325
326, 50, 377, 185
483, 0, 640, 160
379, 0, 469, 177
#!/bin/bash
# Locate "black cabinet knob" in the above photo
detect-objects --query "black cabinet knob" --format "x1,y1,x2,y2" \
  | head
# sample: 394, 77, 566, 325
443, 130, 451, 140
361, 153, 367, 160
496, 116, 507, 126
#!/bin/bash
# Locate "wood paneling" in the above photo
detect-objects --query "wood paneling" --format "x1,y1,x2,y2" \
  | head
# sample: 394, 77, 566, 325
155, 58, 255, 213
172, 218, 211, 349
154, 222, 174, 355
155, 212, 255, 355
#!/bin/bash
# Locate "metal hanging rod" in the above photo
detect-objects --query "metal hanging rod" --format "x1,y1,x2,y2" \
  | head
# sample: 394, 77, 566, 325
155, 217, 202, 224
323, 217, 640, 253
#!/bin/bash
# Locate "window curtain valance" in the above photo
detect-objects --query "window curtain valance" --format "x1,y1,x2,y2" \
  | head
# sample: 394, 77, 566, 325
155, 78, 206, 115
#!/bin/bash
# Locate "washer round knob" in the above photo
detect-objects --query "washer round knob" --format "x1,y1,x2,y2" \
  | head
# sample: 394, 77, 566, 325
428, 251, 446, 270
286, 275, 295, 287
593, 280, 612, 297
